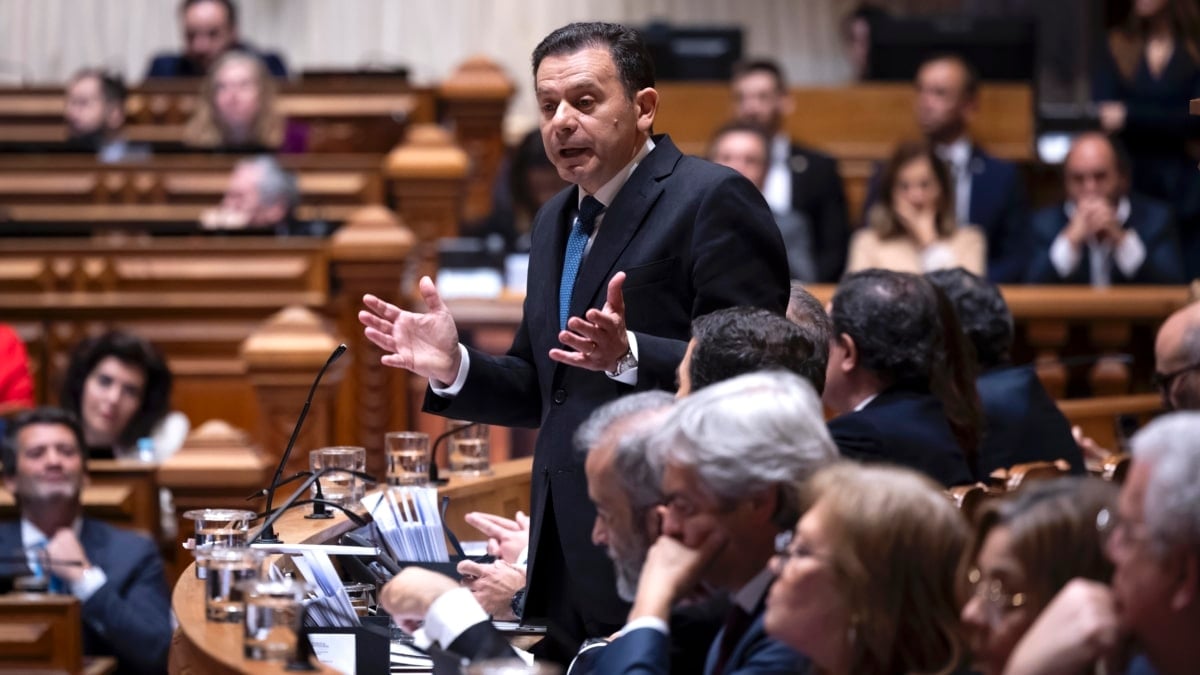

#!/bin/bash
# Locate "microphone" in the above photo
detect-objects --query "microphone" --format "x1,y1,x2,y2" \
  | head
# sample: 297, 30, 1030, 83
427, 421, 480, 485
250, 467, 377, 545
260, 343, 348, 544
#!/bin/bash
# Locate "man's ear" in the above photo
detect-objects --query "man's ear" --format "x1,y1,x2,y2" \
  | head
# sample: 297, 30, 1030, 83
634, 87, 658, 135
839, 333, 859, 373
1169, 550, 1199, 613
745, 485, 780, 526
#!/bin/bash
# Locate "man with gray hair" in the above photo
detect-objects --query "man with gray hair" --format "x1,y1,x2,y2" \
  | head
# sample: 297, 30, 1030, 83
1002, 411, 1200, 675
203, 155, 329, 236
595, 370, 837, 674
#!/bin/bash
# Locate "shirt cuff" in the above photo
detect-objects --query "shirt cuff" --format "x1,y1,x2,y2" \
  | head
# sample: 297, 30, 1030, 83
1113, 229, 1146, 277
919, 242, 957, 272
515, 546, 528, 569
423, 586, 491, 649
604, 332, 639, 385
1049, 233, 1082, 278
429, 345, 470, 397
72, 566, 107, 603
617, 616, 670, 638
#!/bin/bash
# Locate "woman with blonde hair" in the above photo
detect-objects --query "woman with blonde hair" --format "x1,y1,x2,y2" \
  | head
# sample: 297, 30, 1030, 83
764, 462, 969, 675
183, 50, 302, 152
848, 140, 986, 275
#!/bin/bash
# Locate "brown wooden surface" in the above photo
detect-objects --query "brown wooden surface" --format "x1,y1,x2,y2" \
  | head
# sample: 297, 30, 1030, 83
0, 594, 83, 674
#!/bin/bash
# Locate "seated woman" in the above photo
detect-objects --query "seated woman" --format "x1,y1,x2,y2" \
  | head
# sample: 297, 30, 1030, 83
764, 462, 969, 675
960, 477, 1117, 675
849, 141, 986, 275
182, 50, 305, 153
59, 330, 189, 460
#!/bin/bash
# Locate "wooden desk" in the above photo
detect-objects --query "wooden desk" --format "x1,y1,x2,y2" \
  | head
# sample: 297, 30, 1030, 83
0, 593, 117, 674
169, 457, 532, 674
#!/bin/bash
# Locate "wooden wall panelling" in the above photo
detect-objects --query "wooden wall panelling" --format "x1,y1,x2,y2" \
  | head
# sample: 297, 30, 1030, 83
439, 56, 515, 224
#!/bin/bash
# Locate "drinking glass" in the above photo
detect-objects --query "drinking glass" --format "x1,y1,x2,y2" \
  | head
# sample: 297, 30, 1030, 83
240, 578, 311, 661
385, 431, 430, 486
309, 446, 367, 507
182, 508, 256, 579
196, 547, 264, 623
447, 421, 492, 476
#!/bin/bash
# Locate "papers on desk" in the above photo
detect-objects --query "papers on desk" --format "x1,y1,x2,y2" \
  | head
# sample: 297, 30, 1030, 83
361, 487, 450, 563
292, 550, 359, 627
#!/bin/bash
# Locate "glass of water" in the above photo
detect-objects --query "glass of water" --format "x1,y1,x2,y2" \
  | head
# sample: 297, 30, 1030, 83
309, 446, 367, 508
385, 431, 430, 486
183, 508, 256, 579
196, 547, 264, 623
447, 421, 492, 476
240, 578, 311, 661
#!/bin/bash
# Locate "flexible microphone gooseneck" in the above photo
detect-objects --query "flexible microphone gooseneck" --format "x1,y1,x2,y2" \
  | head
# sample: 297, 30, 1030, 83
251, 467, 377, 545
259, 343, 348, 544
427, 421, 480, 485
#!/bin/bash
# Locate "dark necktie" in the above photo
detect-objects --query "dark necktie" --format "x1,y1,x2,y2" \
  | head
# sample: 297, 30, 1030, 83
559, 196, 605, 330
711, 604, 753, 674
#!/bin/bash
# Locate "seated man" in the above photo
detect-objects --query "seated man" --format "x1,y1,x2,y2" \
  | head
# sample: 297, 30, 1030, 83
1154, 301, 1200, 412
1002, 412, 1200, 675
63, 70, 149, 163
823, 269, 979, 486
0, 407, 171, 674
1026, 132, 1185, 285
145, 0, 287, 78
927, 267, 1084, 475
202, 155, 330, 236
597, 371, 837, 674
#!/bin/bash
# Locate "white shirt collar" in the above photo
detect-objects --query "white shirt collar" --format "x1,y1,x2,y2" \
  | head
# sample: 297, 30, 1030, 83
851, 393, 879, 413
1063, 196, 1132, 227
577, 137, 656, 209
733, 565, 775, 614
20, 517, 83, 547
937, 137, 972, 168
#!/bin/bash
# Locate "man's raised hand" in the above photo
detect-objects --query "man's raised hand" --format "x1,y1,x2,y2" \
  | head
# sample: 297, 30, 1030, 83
358, 276, 462, 385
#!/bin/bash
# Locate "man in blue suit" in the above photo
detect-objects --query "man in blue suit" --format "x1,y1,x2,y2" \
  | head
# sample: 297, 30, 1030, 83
864, 54, 1029, 282
144, 0, 287, 79
0, 407, 171, 675
1025, 132, 1185, 285
927, 267, 1085, 476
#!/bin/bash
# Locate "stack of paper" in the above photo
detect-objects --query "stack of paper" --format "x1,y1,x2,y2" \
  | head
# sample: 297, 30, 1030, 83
292, 550, 360, 627
361, 487, 450, 563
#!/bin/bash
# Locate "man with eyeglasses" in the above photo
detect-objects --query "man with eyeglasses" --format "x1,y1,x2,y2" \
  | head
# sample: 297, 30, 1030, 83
1152, 302, 1200, 411
0, 407, 171, 674
1002, 412, 1200, 675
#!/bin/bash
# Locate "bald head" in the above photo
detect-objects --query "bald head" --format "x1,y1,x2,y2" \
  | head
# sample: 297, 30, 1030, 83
1064, 132, 1125, 207
1155, 302, 1200, 411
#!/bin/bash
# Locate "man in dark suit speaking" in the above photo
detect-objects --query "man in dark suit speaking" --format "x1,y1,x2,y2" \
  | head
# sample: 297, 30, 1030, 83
358, 21, 789, 662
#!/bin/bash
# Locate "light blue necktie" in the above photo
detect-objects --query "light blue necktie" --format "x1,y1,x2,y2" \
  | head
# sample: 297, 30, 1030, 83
559, 196, 605, 330
29, 541, 66, 594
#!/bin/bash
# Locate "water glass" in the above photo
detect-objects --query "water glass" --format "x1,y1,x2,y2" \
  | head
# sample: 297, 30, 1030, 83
309, 446, 367, 507
183, 508, 256, 579
196, 547, 264, 623
447, 421, 492, 476
240, 578, 311, 661
385, 431, 430, 486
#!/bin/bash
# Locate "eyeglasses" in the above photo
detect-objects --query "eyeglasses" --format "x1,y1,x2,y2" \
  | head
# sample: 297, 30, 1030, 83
1151, 361, 1200, 398
773, 530, 824, 563
1096, 507, 1150, 551
966, 567, 1025, 624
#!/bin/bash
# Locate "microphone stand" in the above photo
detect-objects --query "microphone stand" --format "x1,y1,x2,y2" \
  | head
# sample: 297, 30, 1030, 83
255, 499, 369, 528
260, 344, 347, 543
250, 467, 377, 545
427, 421, 480, 485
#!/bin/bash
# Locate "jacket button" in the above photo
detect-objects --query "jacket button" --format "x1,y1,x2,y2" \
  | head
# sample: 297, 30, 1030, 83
553, 389, 567, 404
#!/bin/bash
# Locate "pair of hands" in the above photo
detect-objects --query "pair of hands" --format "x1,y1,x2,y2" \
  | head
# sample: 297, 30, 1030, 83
1002, 579, 1124, 675
1065, 197, 1125, 249
358, 273, 632, 383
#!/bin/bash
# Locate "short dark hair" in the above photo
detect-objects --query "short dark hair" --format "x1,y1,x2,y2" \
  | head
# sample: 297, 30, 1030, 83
707, 120, 772, 162
531, 22, 655, 99
787, 282, 832, 379
732, 59, 787, 92
919, 53, 980, 100
71, 69, 127, 108
181, 0, 237, 27
926, 267, 1013, 370
832, 270, 982, 459
3, 407, 89, 478
689, 306, 827, 394
59, 331, 173, 449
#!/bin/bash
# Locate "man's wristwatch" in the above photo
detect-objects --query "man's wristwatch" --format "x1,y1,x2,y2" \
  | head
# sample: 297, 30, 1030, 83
510, 587, 526, 619
608, 346, 638, 376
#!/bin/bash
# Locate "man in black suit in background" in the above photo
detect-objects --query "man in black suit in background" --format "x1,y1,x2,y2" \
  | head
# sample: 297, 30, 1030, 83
358, 21, 789, 664
145, 0, 287, 79
927, 267, 1085, 476
731, 60, 850, 282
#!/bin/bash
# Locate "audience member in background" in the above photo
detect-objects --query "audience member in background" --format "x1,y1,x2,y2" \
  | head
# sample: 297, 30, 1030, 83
0, 324, 33, 415
677, 306, 827, 397
463, 129, 569, 253
1026, 132, 1185, 285
59, 331, 188, 460
145, 0, 287, 79
864, 54, 1027, 281
824, 269, 980, 487
765, 463, 968, 675
961, 477, 1117, 675
841, 3, 890, 82
850, 140, 986, 275
0, 407, 171, 674
708, 122, 817, 281
183, 50, 304, 152
201, 155, 328, 236
731, 59, 850, 282
1002, 412, 1200, 675
63, 70, 149, 164
1094, 0, 1200, 279
927, 267, 1084, 475
596, 371, 836, 674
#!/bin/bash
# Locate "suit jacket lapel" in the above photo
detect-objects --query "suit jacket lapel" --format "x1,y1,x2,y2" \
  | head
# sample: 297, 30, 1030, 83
79, 519, 106, 570
569, 137, 677, 319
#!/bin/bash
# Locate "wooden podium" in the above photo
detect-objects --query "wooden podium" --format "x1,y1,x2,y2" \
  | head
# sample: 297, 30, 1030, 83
0, 593, 115, 674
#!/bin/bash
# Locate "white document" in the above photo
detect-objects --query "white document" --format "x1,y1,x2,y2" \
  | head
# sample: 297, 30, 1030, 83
309, 632, 357, 674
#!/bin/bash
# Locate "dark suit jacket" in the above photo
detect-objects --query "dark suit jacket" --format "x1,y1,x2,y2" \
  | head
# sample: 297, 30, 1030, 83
568, 593, 729, 675
828, 387, 976, 487
977, 366, 1086, 476
145, 44, 288, 78
424, 135, 789, 644
863, 145, 1029, 282
0, 519, 171, 675
1025, 194, 1186, 284
788, 144, 850, 282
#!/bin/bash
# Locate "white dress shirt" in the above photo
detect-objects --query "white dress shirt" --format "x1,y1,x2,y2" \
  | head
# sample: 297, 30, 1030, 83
936, 137, 973, 227
763, 134, 794, 214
